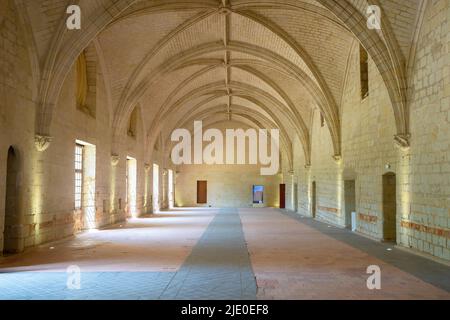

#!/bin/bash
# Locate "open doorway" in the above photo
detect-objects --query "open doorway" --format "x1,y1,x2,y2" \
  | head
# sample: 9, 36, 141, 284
168, 169, 174, 208
311, 181, 317, 218
344, 180, 356, 229
75, 140, 96, 230
382, 173, 397, 243
253, 185, 264, 205
126, 157, 137, 218
153, 164, 159, 212
3, 147, 21, 255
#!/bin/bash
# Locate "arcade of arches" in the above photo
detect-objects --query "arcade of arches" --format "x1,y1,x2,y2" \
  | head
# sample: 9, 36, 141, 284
0, 0, 449, 299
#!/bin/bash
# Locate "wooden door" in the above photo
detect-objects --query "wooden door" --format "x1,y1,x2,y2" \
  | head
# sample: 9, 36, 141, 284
279, 184, 286, 209
197, 181, 207, 204
382, 173, 397, 242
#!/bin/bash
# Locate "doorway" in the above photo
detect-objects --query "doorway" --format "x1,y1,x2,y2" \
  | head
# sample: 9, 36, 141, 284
75, 140, 96, 230
279, 184, 286, 209
126, 157, 137, 217
253, 185, 264, 205
311, 181, 317, 218
197, 181, 207, 204
294, 183, 298, 212
153, 164, 159, 212
3, 147, 21, 254
168, 169, 174, 208
382, 173, 397, 242
344, 180, 356, 229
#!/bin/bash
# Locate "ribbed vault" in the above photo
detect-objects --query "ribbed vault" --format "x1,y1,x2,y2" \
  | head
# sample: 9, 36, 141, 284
162, 104, 294, 169
29, 0, 423, 164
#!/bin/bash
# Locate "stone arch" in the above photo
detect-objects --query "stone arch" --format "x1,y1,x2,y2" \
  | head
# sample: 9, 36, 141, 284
34, 0, 409, 150
92, 38, 114, 126
177, 116, 285, 171
36, 0, 338, 147
234, 9, 341, 137
314, 0, 408, 142
112, 42, 324, 142
136, 62, 309, 146
144, 81, 309, 164
12, 0, 41, 100
166, 104, 291, 150
164, 105, 293, 170
35, 1, 215, 137
3, 146, 23, 254
406, 0, 430, 95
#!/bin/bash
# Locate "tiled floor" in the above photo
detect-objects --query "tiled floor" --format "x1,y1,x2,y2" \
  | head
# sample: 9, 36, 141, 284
0, 271, 176, 300
159, 208, 256, 300
0, 208, 255, 300
0, 208, 449, 300
241, 208, 450, 300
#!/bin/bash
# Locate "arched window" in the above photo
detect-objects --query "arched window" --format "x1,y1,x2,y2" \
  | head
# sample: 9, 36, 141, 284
360, 45, 369, 99
154, 134, 162, 152
76, 51, 88, 109
128, 107, 138, 138
76, 45, 97, 117
3, 146, 21, 254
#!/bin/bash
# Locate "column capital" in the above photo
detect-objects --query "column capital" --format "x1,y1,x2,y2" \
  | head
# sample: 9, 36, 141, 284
34, 134, 52, 152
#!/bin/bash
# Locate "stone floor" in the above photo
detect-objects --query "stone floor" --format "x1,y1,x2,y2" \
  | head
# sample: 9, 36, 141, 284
241, 208, 450, 300
0, 208, 449, 300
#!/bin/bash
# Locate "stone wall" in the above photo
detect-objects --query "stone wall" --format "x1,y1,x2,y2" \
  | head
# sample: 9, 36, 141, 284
287, 1, 450, 261
406, 0, 450, 260
0, 0, 163, 252
0, 0, 36, 252
175, 122, 281, 208
0, 0, 449, 263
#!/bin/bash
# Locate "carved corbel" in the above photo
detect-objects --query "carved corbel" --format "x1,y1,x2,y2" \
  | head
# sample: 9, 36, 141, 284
394, 134, 410, 150
332, 155, 342, 164
35, 135, 52, 152
111, 154, 120, 166
144, 163, 151, 172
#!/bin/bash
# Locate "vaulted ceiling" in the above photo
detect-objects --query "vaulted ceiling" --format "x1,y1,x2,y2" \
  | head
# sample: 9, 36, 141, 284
99, 0, 357, 163
22, 0, 426, 165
